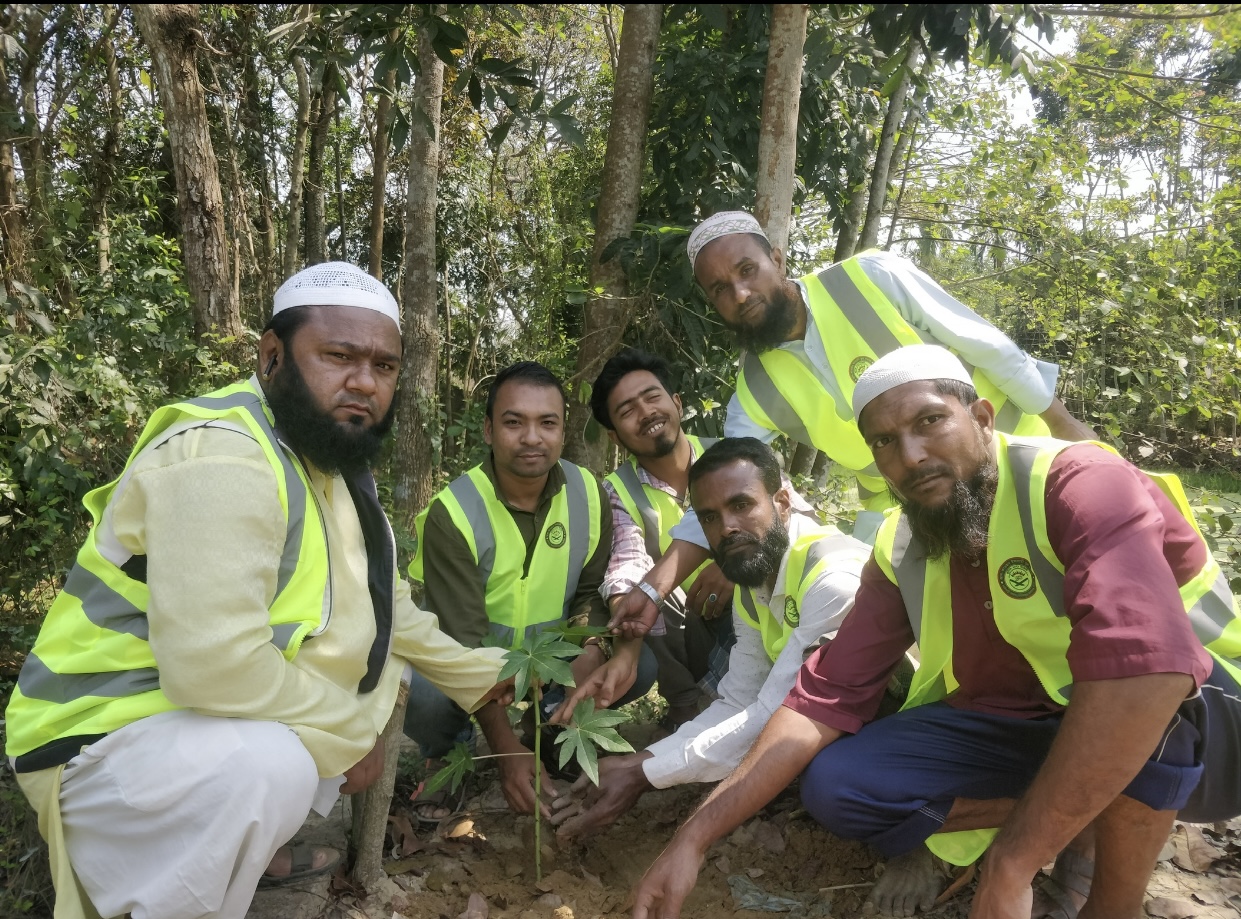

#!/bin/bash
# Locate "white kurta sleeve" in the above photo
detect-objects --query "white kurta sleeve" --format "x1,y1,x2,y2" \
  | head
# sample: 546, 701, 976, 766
856, 250, 1059, 415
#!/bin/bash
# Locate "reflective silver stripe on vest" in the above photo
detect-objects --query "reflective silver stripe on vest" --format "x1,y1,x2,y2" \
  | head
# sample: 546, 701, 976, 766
741, 351, 815, 448
1189, 570, 1238, 649
270, 622, 301, 649
63, 565, 151, 640
1006, 443, 1068, 616
17, 650, 160, 704
187, 390, 306, 605
994, 400, 1023, 433
814, 264, 902, 355
561, 461, 592, 613
888, 517, 927, 644
614, 462, 663, 561
447, 474, 496, 584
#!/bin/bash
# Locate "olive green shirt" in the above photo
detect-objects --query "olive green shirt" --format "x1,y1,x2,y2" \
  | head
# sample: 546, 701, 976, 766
420, 456, 613, 647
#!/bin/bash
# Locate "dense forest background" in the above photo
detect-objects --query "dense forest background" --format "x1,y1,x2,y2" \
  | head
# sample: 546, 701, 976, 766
3, 2, 1241, 670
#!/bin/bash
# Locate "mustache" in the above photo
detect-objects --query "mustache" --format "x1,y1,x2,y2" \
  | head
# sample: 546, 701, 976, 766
718, 532, 760, 553
904, 464, 955, 490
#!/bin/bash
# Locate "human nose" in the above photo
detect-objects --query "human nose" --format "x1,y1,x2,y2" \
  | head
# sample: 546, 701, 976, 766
519, 422, 541, 444
346, 362, 379, 396
895, 434, 928, 469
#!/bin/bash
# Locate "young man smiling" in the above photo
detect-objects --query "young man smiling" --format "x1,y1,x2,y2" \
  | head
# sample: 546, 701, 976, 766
404, 362, 655, 820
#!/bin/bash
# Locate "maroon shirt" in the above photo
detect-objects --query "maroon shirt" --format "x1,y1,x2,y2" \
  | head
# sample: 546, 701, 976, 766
786, 444, 1216, 735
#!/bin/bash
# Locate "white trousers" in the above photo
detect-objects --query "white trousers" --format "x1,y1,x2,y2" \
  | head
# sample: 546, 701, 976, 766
58, 710, 330, 919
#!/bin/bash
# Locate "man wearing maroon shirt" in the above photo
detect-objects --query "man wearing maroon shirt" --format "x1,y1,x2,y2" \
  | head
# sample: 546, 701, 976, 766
631, 345, 1241, 919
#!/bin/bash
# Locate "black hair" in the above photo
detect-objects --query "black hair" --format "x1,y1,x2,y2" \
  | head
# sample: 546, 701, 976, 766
857, 377, 981, 437
589, 348, 677, 429
688, 436, 782, 496
486, 361, 567, 419
933, 378, 979, 407
263, 305, 315, 344
745, 232, 773, 257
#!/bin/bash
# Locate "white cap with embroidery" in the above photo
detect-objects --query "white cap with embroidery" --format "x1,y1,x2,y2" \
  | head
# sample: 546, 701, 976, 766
273, 262, 401, 331
686, 210, 768, 269
852, 344, 974, 420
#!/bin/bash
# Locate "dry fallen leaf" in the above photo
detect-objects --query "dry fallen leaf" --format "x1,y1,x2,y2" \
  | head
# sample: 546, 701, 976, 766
753, 820, 787, 855
1171, 823, 1223, 873
1145, 897, 1199, 919
714, 856, 731, 875
457, 892, 488, 919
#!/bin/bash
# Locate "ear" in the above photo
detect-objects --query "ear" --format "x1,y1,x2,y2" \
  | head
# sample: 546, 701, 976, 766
672, 392, 683, 417
606, 428, 621, 449
770, 246, 786, 274
772, 485, 792, 521
971, 398, 997, 443
258, 330, 284, 380
483, 414, 493, 446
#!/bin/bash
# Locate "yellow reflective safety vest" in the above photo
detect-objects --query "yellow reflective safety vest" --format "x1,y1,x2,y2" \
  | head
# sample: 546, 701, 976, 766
734, 524, 871, 663
734, 253, 1050, 511
605, 433, 716, 592
6, 379, 334, 770
873, 433, 1241, 865
410, 460, 603, 648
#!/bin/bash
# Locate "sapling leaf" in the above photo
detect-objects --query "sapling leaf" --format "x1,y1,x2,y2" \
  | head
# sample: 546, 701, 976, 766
423, 741, 476, 795
501, 632, 584, 700
554, 700, 635, 785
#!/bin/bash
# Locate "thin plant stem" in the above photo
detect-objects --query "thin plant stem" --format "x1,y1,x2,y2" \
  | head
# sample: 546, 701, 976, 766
533, 679, 543, 883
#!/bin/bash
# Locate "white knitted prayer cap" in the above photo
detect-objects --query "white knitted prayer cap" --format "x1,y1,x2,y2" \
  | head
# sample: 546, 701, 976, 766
852, 345, 974, 420
687, 210, 768, 269
273, 262, 401, 331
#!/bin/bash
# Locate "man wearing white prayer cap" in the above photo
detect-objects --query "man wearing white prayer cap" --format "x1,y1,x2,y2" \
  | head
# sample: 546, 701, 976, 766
6, 261, 515, 919
631, 344, 1241, 919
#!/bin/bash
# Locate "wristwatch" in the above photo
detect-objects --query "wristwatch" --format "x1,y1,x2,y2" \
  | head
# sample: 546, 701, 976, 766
635, 580, 663, 608
583, 636, 613, 660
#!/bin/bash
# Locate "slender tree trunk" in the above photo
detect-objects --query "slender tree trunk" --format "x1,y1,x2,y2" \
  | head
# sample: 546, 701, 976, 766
305, 66, 335, 266
562, 3, 663, 470
833, 156, 870, 262
241, 36, 277, 305
391, 21, 445, 530
856, 44, 921, 253
133, 3, 240, 340
0, 137, 26, 290
283, 53, 311, 277
95, 12, 123, 278
368, 41, 397, 280
753, 4, 808, 255
349, 684, 408, 888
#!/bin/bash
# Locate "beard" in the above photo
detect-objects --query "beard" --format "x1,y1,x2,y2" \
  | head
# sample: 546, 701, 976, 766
896, 458, 998, 561
726, 283, 800, 353
712, 512, 791, 588
627, 418, 680, 460
265, 353, 395, 476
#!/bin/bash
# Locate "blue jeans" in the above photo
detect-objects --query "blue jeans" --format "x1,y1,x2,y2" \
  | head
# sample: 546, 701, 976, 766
403, 641, 660, 758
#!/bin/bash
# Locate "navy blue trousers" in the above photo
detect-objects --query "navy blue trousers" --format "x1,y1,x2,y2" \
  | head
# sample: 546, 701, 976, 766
800, 660, 1241, 857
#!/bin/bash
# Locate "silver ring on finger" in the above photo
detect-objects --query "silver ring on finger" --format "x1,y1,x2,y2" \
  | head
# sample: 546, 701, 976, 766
707, 592, 718, 604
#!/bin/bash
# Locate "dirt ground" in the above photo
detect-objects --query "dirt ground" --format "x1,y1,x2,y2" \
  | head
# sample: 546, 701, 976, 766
248, 729, 1241, 919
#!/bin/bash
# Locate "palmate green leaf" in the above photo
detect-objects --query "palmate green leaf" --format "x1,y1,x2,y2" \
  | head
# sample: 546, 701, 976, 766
554, 700, 635, 786
423, 741, 475, 795
501, 632, 585, 701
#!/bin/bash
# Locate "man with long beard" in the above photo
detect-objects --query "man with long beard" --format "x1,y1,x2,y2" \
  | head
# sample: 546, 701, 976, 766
631, 345, 1241, 919
547, 438, 869, 840
5, 262, 513, 919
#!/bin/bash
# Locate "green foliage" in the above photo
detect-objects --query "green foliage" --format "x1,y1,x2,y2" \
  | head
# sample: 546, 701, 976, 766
496, 631, 580, 703
553, 699, 634, 786
422, 740, 476, 796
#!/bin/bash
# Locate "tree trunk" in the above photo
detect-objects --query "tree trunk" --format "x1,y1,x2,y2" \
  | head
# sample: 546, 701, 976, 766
753, 4, 808, 255
368, 42, 397, 280
562, 3, 663, 470
132, 4, 240, 340
391, 21, 445, 531
349, 685, 408, 889
305, 65, 336, 267
283, 53, 311, 277
832, 158, 870, 263
856, 44, 920, 253
240, 27, 278, 306
0, 137, 27, 290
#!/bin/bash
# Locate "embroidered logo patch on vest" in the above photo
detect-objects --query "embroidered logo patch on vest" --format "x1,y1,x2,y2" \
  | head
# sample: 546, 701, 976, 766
784, 596, 800, 627
998, 557, 1037, 600
849, 356, 874, 383
545, 522, 568, 549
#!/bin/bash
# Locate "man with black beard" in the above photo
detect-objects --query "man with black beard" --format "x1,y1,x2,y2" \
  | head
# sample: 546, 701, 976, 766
632, 346, 1241, 919
6, 262, 514, 919
546, 437, 869, 840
